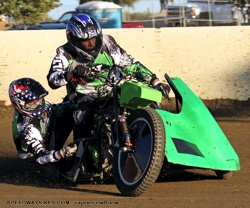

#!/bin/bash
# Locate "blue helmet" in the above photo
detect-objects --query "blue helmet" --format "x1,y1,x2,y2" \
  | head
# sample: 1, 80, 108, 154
66, 14, 103, 60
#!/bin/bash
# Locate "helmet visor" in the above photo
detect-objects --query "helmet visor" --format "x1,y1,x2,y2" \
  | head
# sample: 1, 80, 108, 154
24, 98, 45, 111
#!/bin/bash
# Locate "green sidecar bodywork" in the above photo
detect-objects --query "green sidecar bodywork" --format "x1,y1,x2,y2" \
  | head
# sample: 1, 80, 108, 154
119, 75, 240, 172
157, 75, 240, 171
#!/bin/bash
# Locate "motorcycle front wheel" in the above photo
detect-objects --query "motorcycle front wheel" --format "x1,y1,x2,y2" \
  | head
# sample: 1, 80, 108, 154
113, 107, 166, 196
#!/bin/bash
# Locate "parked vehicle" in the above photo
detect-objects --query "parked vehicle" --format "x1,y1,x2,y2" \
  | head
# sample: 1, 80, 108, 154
7, 22, 67, 30
76, 1, 122, 28
8, 2, 144, 30
60, 2, 144, 28
57, 66, 240, 196
58, 9, 144, 28
165, 0, 240, 26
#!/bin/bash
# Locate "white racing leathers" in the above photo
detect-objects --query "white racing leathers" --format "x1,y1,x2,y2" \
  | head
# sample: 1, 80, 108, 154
12, 101, 74, 164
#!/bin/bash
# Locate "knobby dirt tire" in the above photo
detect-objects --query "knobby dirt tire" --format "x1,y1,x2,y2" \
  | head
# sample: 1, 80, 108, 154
113, 107, 166, 196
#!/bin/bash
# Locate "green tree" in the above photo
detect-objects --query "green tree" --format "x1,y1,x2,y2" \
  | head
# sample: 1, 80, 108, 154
0, 0, 61, 27
79, 0, 139, 7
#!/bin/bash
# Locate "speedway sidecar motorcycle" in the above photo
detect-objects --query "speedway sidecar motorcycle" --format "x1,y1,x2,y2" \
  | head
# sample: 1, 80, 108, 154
65, 70, 240, 197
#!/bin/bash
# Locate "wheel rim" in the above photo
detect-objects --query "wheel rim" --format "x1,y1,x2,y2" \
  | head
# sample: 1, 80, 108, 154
118, 118, 153, 185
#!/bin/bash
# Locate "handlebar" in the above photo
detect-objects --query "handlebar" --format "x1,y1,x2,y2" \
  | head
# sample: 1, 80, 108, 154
87, 66, 127, 88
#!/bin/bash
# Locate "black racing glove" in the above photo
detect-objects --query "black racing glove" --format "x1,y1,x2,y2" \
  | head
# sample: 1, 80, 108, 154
73, 65, 90, 78
151, 74, 170, 99
154, 82, 170, 99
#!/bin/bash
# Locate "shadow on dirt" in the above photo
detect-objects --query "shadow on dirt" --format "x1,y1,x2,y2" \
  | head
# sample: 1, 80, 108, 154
0, 157, 218, 189
158, 167, 218, 183
0, 157, 122, 196
0, 157, 64, 188
203, 99, 250, 118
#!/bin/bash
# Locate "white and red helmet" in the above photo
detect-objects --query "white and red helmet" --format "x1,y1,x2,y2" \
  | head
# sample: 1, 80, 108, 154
9, 78, 48, 119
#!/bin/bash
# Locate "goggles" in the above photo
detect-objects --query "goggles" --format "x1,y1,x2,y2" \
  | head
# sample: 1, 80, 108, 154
23, 98, 45, 111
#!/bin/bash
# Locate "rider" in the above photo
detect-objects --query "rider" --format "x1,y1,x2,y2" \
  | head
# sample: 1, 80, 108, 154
47, 14, 170, 140
9, 77, 77, 165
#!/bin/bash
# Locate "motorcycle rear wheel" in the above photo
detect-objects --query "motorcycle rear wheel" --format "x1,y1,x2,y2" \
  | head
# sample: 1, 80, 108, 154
113, 107, 166, 196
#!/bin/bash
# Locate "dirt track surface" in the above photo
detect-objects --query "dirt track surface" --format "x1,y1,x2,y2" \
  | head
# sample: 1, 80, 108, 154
0, 100, 250, 208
